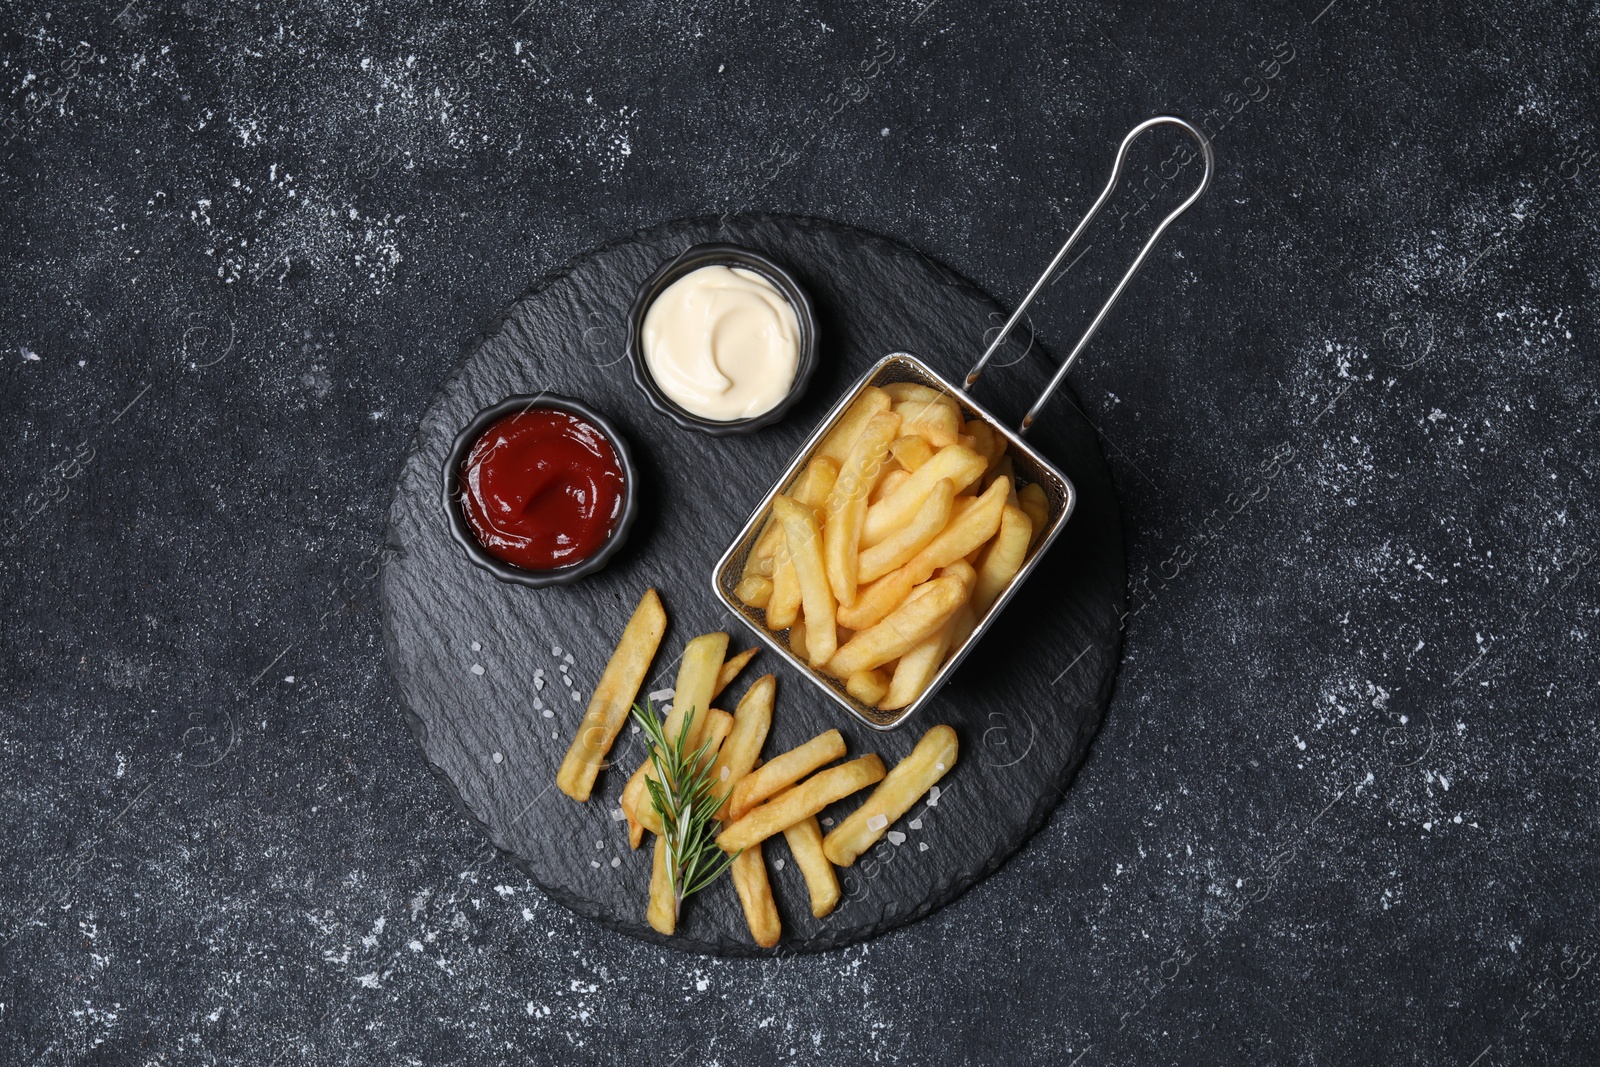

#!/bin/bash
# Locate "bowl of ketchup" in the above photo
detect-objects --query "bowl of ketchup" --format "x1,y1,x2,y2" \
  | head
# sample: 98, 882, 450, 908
443, 394, 638, 588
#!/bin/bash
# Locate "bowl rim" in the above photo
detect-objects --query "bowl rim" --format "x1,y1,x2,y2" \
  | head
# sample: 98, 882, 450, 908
441, 393, 639, 589
625, 241, 819, 436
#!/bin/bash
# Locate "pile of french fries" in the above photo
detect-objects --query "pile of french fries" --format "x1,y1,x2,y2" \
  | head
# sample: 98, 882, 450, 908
556, 588, 958, 947
735, 383, 1050, 710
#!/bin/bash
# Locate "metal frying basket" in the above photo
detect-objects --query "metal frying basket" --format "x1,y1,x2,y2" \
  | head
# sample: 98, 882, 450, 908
713, 117, 1214, 730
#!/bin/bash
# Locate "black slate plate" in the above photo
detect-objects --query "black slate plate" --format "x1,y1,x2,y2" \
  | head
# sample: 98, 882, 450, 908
380, 213, 1127, 956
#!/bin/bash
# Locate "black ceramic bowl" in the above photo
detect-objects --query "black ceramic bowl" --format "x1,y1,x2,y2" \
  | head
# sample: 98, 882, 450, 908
442, 394, 639, 589
626, 242, 819, 436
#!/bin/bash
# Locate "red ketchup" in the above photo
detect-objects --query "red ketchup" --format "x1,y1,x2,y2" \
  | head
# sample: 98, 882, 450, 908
460, 408, 626, 571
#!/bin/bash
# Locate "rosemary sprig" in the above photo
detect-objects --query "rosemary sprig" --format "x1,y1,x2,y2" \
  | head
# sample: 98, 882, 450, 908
631, 701, 740, 916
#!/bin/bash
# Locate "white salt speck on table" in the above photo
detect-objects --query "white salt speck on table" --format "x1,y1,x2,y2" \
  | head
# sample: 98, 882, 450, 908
471, 641, 481, 652
551, 645, 563, 657
919, 842, 929, 852
542, 709, 553, 719
909, 818, 923, 830
886, 830, 906, 845
821, 817, 834, 826
492, 752, 503, 764
648, 688, 675, 702
774, 858, 785, 871
610, 857, 620, 868
589, 860, 600, 868
564, 653, 575, 665
570, 691, 581, 702
927, 785, 942, 807
610, 808, 626, 822
470, 663, 484, 676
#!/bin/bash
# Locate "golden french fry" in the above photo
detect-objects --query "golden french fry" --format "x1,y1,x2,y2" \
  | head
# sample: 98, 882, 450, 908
648, 835, 676, 934
556, 589, 668, 803
829, 574, 967, 674
665, 633, 729, 752
839, 477, 1010, 631
731, 843, 781, 948
766, 550, 800, 629
858, 477, 955, 583
772, 494, 838, 667
782, 815, 841, 918
973, 505, 1032, 615
696, 709, 734, 773
789, 616, 808, 660
735, 574, 773, 608
711, 674, 774, 820
963, 419, 1000, 466
717, 755, 887, 852
892, 397, 961, 447
630, 632, 730, 838
824, 725, 957, 866
1018, 482, 1049, 547
870, 467, 910, 503
729, 728, 848, 820
846, 668, 890, 706
713, 646, 759, 701
622, 759, 659, 840
823, 412, 900, 608
817, 387, 892, 463
861, 444, 986, 547
890, 434, 935, 472
881, 564, 974, 709
745, 456, 841, 577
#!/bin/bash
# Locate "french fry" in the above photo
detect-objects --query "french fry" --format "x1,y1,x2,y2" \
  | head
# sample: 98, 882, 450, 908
839, 477, 1010, 631
1018, 482, 1049, 547
556, 588, 668, 802
973, 505, 1032, 615
648, 835, 676, 934
882, 382, 954, 408
712, 646, 759, 701
823, 411, 900, 608
735, 575, 773, 608
767, 550, 801, 629
772, 494, 838, 667
789, 616, 809, 659
782, 815, 841, 918
717, 755, 887, 853
846, 668, 890, 706
861, 444, 986, 547
871, 468, 910, 503
824, 725, 957, 866
729, 728, 848, 820
731, 843, 782, 948
711, 675, 774, 820
630, 632, 730, 838
745, 456, 841, 577
828, 574, 968, 674
857, 477, 954, 583
881, 564, 975, 710
664, 633, 729, 752
695, 709, 734, 772
817, 387, 892, 463
622, 764, 649, 847
963, 419, 1000, 466
890, 434, 935, 472
892, 397, 961, 447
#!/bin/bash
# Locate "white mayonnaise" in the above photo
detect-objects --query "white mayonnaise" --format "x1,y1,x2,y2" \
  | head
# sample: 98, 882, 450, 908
641, 265, 801, 421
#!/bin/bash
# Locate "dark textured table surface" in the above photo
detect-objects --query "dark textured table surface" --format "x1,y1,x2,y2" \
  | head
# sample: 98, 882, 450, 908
3, 1, 1597, 1063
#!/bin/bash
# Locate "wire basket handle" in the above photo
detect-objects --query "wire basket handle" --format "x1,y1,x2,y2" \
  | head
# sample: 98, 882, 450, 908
962, 115, 1214, 432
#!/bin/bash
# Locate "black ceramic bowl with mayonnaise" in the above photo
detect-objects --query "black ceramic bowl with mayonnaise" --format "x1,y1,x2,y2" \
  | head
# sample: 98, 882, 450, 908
626, 243, 818, 436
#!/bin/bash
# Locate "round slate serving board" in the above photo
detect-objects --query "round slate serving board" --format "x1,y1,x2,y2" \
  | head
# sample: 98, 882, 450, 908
380, 214, 1127, 956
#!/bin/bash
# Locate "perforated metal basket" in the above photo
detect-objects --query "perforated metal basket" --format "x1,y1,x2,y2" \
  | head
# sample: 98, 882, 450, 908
712, 117, 1213, 730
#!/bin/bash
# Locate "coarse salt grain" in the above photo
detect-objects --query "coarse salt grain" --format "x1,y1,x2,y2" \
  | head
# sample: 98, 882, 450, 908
866, 814, 888, 832
886, 830, 906, 845
470, 663, 484, 676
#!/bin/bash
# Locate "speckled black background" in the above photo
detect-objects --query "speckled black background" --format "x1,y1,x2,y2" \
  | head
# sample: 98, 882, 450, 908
3, 1, 1597, 1064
